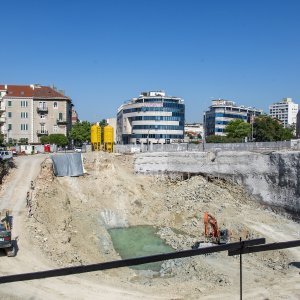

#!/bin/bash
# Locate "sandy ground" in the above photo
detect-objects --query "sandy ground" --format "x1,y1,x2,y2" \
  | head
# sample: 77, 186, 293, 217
0, 154, 172, 300
0, 152, 299, 299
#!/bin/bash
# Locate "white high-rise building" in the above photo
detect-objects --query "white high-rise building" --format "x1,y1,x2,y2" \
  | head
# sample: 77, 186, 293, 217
269, 98, 298, 128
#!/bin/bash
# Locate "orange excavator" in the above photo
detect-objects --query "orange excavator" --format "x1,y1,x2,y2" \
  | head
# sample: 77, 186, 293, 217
204, 211, 229, 244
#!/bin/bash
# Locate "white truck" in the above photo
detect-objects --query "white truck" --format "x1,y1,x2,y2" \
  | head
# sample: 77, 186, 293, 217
0, 150, 13, 161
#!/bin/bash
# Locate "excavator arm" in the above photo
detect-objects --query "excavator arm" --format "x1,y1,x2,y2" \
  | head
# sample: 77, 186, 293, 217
203, 212, 229, 244
204, 212, 220, 241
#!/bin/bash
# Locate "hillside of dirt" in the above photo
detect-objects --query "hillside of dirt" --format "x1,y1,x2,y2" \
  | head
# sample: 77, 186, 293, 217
24, 151, 300, 299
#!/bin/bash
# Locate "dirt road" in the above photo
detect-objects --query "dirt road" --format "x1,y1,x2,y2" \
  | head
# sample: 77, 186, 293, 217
0, 155, 172, 300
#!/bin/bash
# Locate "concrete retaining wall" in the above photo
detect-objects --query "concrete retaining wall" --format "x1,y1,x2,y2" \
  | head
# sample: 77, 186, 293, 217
134, 151, 300, 215
116, 140, 300, 153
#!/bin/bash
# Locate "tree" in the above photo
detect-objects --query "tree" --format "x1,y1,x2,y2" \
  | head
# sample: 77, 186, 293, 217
69, 121, 91, 145
48, 134, 68, 146
254, 115, 294, 142
7, 138, 17, 146
18, 138, 28, 145
98, 119, 108, 139
99, 119, 107, 127
40, 136, 50, 144
224, 119, 251, 139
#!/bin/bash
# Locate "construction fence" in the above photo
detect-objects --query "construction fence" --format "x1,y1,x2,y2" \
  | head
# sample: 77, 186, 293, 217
115, 139, 300, 154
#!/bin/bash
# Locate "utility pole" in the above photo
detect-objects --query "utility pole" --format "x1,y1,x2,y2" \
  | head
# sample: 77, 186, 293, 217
240, 237, 243, 300
251, 113, 254, 142
147, 129, 150, 151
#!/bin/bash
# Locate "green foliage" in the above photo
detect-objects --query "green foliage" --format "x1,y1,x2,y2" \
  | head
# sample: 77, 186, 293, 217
99, 119, 108, 127
48, 134, 68, 146
254, 115, 294, 141
224, 119, 251, 139
40, 136, 50, 144
185, 132, 202, 140
205, 135, 244, 143
69, 121, 91, 145
7, 138, 17, 146
0, 134, 4, 145
18, 138, 28, 145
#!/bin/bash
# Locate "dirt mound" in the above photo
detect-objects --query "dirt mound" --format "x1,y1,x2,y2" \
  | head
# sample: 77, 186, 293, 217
26, 152, 300, 299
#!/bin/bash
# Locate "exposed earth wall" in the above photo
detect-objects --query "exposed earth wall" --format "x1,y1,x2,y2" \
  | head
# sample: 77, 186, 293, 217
134, 151, 300, 215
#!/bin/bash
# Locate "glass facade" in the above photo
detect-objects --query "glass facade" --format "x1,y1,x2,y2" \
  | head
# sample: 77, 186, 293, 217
131, 116, 182, 121
215, 113, 247, 120
132, 134, 183, 139
132, 125, 184, 130
117, 92, 185, 144
204, 101, 262, 136
123, 106, 184, 113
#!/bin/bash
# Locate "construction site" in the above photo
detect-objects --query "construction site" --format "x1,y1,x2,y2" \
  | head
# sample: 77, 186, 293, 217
0, 147, 299, 299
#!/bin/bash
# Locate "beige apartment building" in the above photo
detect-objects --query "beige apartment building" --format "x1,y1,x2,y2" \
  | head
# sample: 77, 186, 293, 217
0, 84, 73, 143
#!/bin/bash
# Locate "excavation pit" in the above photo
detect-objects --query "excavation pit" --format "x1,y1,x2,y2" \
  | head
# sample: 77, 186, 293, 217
108, 225, 174, 271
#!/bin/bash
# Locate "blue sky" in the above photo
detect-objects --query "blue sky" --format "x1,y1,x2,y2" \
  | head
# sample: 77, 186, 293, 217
1, 0, 300, 122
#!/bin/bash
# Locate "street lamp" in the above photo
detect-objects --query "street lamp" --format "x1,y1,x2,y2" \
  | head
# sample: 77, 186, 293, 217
251, 113, 254, 142
147, 129, 150, 151
7, 128, 11, 144
202, 111, 206, 151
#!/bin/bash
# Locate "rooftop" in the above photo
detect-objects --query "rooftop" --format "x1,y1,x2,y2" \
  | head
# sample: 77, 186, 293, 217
210, 99, 262, 112
1, 84, 70, 100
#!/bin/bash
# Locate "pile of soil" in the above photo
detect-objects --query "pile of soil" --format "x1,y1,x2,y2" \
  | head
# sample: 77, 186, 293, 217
25, 152, 300, 299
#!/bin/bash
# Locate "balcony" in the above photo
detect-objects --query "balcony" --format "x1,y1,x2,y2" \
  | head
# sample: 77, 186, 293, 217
37, 106, 48, 113
37, 130, 48, 136
56, 119, 68, 125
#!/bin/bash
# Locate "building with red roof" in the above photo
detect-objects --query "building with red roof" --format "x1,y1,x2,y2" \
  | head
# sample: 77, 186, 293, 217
0, 84, 73, 143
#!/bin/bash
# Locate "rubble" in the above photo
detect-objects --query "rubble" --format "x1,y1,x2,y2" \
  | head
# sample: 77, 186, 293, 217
25, 151, 300, 299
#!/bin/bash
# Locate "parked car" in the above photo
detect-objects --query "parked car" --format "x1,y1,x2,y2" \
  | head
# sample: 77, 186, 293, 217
0, 150, 13, 161
74, 147, 82, 153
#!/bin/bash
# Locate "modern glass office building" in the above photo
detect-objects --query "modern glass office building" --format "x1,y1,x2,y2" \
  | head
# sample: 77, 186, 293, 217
204, 99, 263, 137
117, 91, 185, 144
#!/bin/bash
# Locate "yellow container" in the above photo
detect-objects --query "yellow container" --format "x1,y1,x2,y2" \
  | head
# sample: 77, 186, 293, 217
91, 124, 101, 151
103, 125, 114, 152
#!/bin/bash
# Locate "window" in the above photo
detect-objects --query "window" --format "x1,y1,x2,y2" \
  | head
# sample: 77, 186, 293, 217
59, 112, 63, 120
53, 125, 58, 132
21, 124, 28, 131
53, 102, 58, 108
8, 124, 12, 130
21, 112, 28, 118
40, 125, 46, 133
8, 112, 12, 118
39, 101, 46, 109
8, 101, 12, 107
21, 100, 28, 107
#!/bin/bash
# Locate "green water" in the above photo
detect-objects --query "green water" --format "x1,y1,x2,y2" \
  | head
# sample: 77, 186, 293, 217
108, 226, 174, 271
